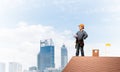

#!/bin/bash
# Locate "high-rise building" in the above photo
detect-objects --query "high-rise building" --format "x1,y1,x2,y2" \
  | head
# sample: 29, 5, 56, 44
37, 39, 55, 72
23, 70, 29, 72
29, 66, 38, 72
9, 62, 22, 72
61, 45, 68, 69
44, 68, 61, 72
0, 63, 5, 72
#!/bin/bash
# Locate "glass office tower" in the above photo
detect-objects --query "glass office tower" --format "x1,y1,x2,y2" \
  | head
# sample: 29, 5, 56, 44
61, 45, 68, 69
37, 39, 55, 72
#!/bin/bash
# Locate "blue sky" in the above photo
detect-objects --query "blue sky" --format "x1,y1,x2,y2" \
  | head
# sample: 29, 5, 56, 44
0, 0, 105, 29
0, 0, 112, 41
0, 0, 120, 71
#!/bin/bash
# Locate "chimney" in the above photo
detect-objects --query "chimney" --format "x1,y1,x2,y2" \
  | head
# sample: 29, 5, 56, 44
92, 49, 99, 57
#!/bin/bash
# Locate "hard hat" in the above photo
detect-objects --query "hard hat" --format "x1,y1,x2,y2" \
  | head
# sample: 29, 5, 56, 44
79, 24, 84, 27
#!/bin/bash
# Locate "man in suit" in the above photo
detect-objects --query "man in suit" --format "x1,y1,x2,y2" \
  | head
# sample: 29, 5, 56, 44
74, 24, 88, 56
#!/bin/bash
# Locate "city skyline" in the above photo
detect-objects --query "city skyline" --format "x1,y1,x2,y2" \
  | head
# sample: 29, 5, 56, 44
0, 39, 70, 72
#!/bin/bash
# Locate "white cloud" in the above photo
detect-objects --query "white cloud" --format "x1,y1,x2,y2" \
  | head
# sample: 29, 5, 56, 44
0, 21, 75, 70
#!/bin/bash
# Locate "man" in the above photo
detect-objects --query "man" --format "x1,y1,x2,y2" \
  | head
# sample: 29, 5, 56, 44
74, 24, 88, 56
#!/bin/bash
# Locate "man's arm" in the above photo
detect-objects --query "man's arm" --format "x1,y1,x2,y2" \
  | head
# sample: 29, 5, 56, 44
83, 31, 88, 39
75, 32, 78, 43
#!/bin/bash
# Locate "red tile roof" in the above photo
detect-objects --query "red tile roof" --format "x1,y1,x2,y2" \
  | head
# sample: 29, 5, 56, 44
63, 56, 120, 72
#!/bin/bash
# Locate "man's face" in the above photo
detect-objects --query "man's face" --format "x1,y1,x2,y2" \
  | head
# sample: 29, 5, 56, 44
79, 26, 83, 30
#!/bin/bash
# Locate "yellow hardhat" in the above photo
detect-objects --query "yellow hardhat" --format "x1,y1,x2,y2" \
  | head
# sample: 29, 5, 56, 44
79, 24, 85, 29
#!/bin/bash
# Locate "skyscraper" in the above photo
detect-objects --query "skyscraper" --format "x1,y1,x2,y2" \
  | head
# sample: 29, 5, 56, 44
37, 39, 55, 72
61, 44, 68, 69
9, 62, 22, 72
0, 63, 5, 72
29, 66, 38, 72
23, 70, 29, 72
44, 68, 61, 72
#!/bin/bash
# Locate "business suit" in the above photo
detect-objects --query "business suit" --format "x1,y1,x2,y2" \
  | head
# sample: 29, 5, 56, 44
75, 30, 88, 56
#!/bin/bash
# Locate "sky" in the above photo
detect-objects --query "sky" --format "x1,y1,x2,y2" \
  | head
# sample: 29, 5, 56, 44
0, 0, 120, 71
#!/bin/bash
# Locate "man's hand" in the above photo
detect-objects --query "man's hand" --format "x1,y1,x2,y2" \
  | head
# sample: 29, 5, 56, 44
74, 35, 78, 38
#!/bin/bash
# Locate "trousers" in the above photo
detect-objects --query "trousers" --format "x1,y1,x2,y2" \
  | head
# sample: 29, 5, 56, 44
75, 43, 84, 56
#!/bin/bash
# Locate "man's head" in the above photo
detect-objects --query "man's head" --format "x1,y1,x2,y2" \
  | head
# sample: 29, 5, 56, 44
79, 24, 84, 30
